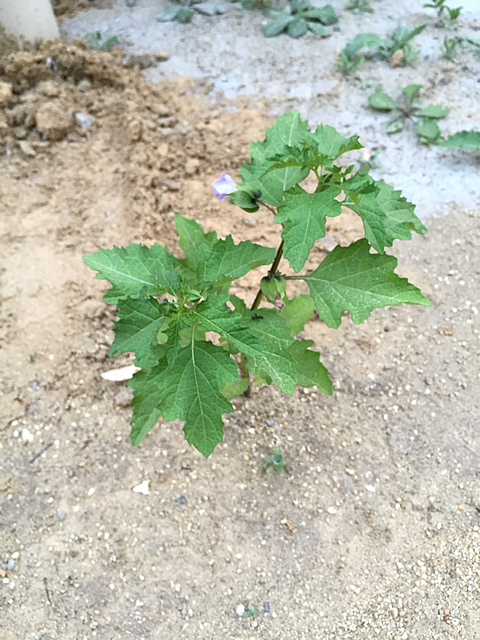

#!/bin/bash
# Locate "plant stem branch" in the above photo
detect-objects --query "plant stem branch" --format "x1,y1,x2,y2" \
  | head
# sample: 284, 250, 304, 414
250, 239, 284, 311
239, 237, 285, 389
260, 202, 277, 215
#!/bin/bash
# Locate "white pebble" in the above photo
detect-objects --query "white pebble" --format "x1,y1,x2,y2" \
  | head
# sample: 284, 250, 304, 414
21, 428, 33, 443
236, 604, 245, 617
133, 480, 149, 495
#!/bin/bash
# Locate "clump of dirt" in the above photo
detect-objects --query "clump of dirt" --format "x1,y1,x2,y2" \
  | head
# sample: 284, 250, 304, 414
0, 40, 284, 263
52, 0, 111, 18
3, 39, 139, 88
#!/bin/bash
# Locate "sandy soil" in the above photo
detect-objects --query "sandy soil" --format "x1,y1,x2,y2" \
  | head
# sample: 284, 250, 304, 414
0, 6, 480, 640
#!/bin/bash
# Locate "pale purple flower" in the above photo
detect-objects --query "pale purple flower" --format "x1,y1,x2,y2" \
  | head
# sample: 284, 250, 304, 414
212, 173, 237, 200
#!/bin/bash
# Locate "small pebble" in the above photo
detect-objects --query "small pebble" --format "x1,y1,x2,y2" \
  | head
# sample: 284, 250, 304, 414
266, 418, 275, 427
235, 604, 245, 617
132, 481, 149, 495
391, 607, 399, 619
365, 484, 376, 493
162, 179, 181, 192
263, 601, 270, 613
244, 217, 257, 227
18, 141, 36, 157
458, 504, 465, 511
56, 511, 66, 520
327, 506, 337, 515
21, 428, 33, 443
75, 113, 95, 129
7, 559, 14, 571
176, 495, 187, 504
155, 49, 170, 61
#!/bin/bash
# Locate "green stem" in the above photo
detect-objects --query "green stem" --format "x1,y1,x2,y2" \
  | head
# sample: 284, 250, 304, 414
250, 239, 284, 311
239, 352, 249, 379
260, 201, 277, 216
239, 236, 284, 389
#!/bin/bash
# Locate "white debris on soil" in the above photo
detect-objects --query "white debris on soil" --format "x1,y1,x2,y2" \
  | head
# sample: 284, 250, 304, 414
132, 480, 149, 495
75, 112, 95, 129
21, 428, 33, 443
101, 364, 140, 381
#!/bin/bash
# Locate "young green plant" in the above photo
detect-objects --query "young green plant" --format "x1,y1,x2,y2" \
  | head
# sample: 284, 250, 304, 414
441, 36, 458, 59
338, 24, 427, 73
85, 32, 118, 51
85, 112, 431, 458
368, 84, 449, 144
423, 0, 461, 27
264, 448, 286, 474
263, 1, 337, 38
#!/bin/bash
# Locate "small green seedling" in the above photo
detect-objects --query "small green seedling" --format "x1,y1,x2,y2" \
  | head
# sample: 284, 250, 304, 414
368, 84, 449, 144
85, 32, 118, 51
264, 448, 286, 474
441, 36, 458, 58
346, 0, 374, 13
423, 0, 461, 27
378, 24, 427, 64
263, 1, 338, 39
336, 48, 364, 74
29, 352, 36, 363
338, 24, 426, 74
244, 604, 259, 617
157, 0, 225, 23
440, 35, 480, 59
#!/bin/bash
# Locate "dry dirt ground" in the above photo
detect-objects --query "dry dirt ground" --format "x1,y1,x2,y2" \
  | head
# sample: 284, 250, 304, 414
0, 37, 479, 640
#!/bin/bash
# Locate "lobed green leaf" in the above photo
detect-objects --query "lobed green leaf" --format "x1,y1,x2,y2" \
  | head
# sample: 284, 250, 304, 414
239, 111, 311, 206
241, 309, 297, 395
279, 294, 316, 334
196, 236, 275, 287
288, 339, 332, 394
110, 297, 167, 368
343, 175, 426, 253
130, 341, 238, 456
84, 243, 177, 304
192, 294, 264, 356
303, 239, 432, 328
174, 214, 217, 274
275, 184, 342, 272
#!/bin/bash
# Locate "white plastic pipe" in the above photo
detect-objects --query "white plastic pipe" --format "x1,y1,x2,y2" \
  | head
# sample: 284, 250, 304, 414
0, 0, 60, 44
